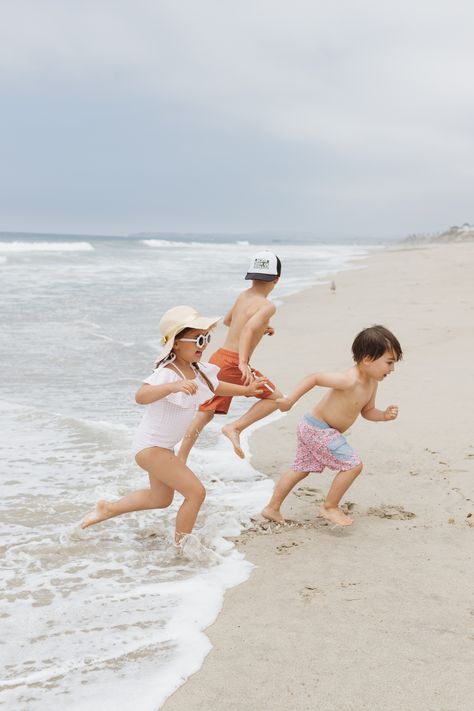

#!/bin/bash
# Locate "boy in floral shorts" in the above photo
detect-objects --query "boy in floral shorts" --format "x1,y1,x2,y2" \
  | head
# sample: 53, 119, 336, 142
261, 325, 402, 526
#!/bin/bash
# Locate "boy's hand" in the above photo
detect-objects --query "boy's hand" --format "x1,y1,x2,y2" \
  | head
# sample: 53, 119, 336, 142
245, 376, 268, 397
384, 405, 398, 421
275, 397, 292, 412
264, 326, 275, 336
239, 361, 253, 386
171, 380, 198, 395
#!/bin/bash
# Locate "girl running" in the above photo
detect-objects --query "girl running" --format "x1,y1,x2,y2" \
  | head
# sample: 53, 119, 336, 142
81, 305, 266, 544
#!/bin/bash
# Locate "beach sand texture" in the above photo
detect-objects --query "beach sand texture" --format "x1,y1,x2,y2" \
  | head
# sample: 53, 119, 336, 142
163, 242, 474, 710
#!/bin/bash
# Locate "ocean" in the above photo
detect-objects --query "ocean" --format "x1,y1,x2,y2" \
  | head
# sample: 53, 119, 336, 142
0, 233, 374, 710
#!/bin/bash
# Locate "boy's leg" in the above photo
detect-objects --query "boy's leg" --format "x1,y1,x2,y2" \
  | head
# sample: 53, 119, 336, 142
177, 410, 215, 463
222, 389, 283, 458
320, 463, 363, 526
261, 468, 309, 522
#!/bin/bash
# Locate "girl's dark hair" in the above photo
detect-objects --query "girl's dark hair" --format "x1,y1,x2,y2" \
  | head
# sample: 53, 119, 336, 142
156, 326, 215, 392
192, 362, 215, 393
352, 325, 402, 363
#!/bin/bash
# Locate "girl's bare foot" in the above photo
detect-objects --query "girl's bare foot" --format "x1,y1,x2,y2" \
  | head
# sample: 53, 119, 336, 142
261, 506, 286, 523
81, 500, 114, 529
319, 505, 353, 527
221, 425, 245, 459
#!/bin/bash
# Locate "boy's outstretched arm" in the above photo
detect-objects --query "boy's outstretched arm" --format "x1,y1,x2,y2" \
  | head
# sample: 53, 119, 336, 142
277, 371, 353, 411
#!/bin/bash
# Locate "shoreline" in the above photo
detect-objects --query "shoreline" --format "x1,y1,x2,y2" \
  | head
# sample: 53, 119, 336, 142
163, 241, 474, 710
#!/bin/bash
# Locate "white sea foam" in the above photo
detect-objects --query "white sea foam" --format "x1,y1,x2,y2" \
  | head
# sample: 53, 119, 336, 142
0, 397, 274, 710
0, 240, 94, 252
141, 239, 255, 249
141, 239, 189, 247
0, 236, 375, 710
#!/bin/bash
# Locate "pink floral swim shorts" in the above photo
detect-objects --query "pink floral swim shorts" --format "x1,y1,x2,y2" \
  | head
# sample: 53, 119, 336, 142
293, 413, 361, 473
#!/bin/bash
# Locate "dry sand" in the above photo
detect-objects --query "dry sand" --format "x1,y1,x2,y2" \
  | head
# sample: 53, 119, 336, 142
164, 242, 474, 710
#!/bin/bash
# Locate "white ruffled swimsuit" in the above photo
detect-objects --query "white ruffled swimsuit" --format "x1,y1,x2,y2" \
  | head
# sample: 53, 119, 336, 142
131, 361, 220, 455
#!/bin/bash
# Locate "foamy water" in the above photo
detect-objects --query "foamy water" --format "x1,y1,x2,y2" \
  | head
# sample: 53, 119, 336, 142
0, 234, 373, 709
0, 240, 94, 252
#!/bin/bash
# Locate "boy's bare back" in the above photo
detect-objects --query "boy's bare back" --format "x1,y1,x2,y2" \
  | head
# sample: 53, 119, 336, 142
222, 287, 276, 357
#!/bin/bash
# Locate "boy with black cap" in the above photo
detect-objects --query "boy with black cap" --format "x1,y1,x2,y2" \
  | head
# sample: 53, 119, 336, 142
178, 250, 283, 461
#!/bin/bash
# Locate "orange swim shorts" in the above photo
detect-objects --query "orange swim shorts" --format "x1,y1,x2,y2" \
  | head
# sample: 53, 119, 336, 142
199, 348, 276, 415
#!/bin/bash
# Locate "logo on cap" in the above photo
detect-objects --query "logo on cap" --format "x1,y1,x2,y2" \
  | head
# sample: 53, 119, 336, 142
253, 258, 270, 270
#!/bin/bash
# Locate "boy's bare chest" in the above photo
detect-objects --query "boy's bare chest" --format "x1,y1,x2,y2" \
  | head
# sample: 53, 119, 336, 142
343, 383, 372, 410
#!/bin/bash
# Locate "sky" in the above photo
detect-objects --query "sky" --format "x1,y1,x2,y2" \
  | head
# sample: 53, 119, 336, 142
0, 0, 473, 240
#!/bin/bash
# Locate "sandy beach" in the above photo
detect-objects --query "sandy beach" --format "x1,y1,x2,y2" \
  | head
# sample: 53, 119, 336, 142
163, 242, 474, 710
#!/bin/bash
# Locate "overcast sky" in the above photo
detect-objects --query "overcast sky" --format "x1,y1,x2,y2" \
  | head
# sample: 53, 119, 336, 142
1, 0, 473, 239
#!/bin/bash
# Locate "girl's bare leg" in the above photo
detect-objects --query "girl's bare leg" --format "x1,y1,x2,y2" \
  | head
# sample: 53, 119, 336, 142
320, 463, 363, 526
222, 389, 283, 459
177, 410, 214, 463
82, 447, 206, 541
261, 469, 309, 523
81, 472, 174, 528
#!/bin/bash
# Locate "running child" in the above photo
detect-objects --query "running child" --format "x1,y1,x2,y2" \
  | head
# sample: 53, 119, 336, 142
178, 251, 283, 462
81, 305, 266, 545
261, 325, 402, 527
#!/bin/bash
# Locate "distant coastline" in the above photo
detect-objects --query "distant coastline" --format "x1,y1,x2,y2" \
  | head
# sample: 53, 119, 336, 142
403, 222, 474, 244
1, 222, 473, 246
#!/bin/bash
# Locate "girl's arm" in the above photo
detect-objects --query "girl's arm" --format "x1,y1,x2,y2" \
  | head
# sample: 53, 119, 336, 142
215, 377, 267, 398
277, 371, 352, 410
135, 380, 197, 405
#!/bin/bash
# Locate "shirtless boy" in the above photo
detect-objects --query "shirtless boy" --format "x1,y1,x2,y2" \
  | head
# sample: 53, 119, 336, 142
178, 251, 283, 461
261, 325, 402, 526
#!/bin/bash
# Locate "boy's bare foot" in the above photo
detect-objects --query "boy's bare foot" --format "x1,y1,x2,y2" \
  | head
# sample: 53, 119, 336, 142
81, 500, 114, 529
221, 425, 245, 459
319, 505, 354, 527
261, 506, 286, 523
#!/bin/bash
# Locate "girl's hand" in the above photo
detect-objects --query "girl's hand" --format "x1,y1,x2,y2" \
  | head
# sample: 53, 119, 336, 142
245, 376, 268, 397
276, 397, 292, 412
171, 379, 198, 396
264, 326, 275, 336
384, 405, 398, 420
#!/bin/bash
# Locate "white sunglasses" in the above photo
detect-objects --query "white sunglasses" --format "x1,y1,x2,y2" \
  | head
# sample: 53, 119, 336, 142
177, 333, 211, 348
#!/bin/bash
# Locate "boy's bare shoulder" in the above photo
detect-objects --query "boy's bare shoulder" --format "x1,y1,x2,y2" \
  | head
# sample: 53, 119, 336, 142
234, 291, 275, 317
255, 297, 276, 316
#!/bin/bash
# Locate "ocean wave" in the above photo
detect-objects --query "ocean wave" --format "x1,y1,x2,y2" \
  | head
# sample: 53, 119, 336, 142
0, 241, 94, 253
141, 239, 189, 247
141, 239, 254, 249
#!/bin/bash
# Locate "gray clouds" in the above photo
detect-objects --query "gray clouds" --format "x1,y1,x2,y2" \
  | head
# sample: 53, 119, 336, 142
1, 0, 473, 237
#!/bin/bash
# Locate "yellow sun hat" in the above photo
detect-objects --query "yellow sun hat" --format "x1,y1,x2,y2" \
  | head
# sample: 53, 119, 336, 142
155, 305, 221, 365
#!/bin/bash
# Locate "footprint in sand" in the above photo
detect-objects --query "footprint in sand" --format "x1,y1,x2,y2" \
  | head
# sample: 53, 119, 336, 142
293, 487, 325, 502
276, 542, 299, 555
367, 504, 416, 520
299, 585, 323, 601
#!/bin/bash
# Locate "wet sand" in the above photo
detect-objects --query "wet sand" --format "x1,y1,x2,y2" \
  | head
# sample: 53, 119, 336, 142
163, 242, 474, 710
